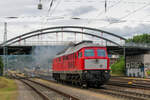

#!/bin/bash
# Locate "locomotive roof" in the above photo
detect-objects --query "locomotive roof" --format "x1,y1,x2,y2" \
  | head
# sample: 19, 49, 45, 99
55, 41, 105, 58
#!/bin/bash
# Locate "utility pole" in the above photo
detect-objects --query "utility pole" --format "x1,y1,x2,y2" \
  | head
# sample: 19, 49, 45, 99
3, 22, 7, 75
124, 42, 126, 75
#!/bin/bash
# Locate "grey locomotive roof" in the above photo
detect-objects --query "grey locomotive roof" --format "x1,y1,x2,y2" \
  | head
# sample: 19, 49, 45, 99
55, 41, 104, 58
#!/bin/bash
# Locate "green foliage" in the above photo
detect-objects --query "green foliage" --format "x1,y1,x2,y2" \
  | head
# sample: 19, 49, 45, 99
126, 34, 150, 43
111, 56, 125, 75
0, 57, 4, 76
146, 70, 150, 76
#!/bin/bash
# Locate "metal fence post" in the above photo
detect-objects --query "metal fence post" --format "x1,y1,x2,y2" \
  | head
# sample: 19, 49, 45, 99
3, 22, 7, 75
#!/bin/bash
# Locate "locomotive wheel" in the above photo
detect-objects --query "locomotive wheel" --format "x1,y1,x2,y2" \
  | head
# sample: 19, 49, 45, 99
72, 81, 75, 86
75, 82, 79, 86
94, 84, 101, 88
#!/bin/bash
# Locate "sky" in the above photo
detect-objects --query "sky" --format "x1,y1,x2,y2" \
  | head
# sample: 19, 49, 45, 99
0, 0, 150, 44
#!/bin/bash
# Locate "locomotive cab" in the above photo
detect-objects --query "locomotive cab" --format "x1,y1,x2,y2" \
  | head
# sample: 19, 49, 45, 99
79, 47, 110, 86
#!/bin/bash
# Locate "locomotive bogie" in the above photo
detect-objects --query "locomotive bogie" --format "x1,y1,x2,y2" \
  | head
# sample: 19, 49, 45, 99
52, 70, 110, 87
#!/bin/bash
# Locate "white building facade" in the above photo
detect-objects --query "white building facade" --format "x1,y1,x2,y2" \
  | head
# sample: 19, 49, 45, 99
126, 52, 150, 78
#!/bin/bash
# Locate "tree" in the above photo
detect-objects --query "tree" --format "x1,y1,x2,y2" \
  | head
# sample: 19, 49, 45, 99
0, 56, 4, 76
126, 34, 150, 43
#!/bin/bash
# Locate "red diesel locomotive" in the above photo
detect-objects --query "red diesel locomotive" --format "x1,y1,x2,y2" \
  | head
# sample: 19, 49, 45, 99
52, 41, 110, 87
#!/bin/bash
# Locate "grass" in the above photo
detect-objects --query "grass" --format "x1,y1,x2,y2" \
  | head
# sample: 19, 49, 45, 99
0, 77, 18, 100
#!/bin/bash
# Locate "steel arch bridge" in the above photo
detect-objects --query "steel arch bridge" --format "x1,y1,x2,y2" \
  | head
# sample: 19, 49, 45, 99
0, 26, 126, 47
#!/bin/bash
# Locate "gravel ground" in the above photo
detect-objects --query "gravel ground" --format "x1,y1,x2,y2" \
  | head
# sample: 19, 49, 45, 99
34, 79, 120, 100
112, 76, 150, 81
106, 85, 150, 94
16, 80, 43, 100
24, 80, 69, 100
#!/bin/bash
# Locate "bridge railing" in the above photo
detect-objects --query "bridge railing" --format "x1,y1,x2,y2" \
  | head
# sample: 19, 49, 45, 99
125, 42, 150, 48
7, 40, 117, 47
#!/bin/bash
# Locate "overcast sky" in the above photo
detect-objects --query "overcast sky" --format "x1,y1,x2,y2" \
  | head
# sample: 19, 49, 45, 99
0, 0, 150, 43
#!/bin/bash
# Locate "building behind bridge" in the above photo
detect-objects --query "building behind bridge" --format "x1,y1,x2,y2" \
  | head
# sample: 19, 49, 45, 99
126, 52, 150, 78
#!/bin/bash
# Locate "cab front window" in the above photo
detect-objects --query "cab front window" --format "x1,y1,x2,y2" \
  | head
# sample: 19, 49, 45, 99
84, 49, 94, 57
97, 49, 106, 57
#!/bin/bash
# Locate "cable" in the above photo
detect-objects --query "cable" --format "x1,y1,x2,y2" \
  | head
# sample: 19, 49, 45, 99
119, 1, 150, 20
102, 0, 122, 15
49, 0, 62, 16
40, 0, 150, 27
64, 0, 148, 4
115, 1, 147, 5
95, 1, 150, 29
86, 0, 123, 26
39, 0, 55, 30
86, 0, 150, 28
105, 0, 107, 13
48, 0, 54, 13
41, 0, 62, 29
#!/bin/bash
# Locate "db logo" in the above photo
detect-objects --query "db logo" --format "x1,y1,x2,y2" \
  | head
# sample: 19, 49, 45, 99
95, 59, 99, 63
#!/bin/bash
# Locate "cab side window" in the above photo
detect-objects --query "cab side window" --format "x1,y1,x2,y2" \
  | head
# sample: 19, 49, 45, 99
78, 52, 82, 58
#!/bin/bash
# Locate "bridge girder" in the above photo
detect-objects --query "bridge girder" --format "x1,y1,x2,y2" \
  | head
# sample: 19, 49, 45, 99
7, 30, 121, 47
0, 26, 126, 47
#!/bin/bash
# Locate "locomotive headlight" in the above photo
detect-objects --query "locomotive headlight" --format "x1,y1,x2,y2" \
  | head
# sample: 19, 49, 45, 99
84, 71, 88, 73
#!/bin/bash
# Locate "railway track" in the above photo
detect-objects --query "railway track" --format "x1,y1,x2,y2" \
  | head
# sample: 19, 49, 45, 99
18, 78, 79, 100
39, 75, 150, 90
88, 77, 150, 100
14, 73, 150, 100
20, 79, 50, 100
111, 76, 150, 84
91, 89, 146, 100
108, 79, 150, 90
90, 85, 150, 100
37, 76, 150, 100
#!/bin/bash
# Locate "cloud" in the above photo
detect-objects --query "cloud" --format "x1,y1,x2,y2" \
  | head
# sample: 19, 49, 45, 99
68, 6, 97, 16
102, 17, 126, 24
102, 23, 150, 39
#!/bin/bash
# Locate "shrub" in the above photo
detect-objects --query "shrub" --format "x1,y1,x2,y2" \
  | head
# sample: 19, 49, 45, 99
111, 56, 125, 75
